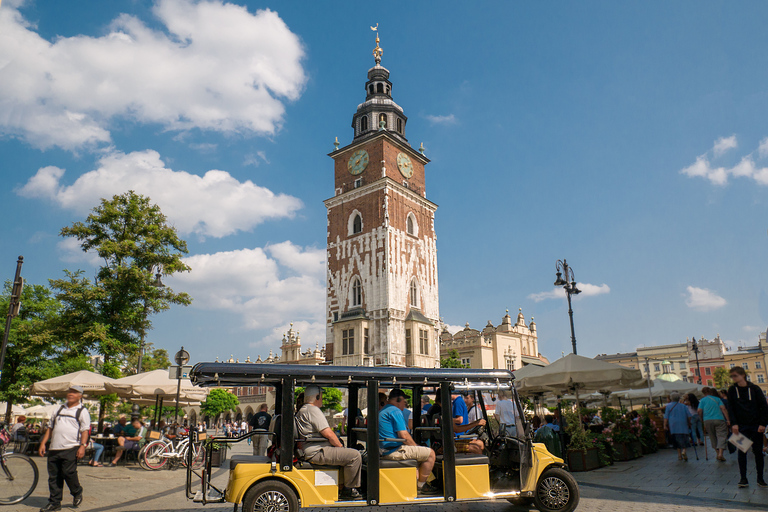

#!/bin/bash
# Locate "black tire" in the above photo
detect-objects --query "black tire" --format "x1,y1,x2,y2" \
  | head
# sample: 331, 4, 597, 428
533, 467, 579, 512
0, 453, 39, 505
242, 479, 299, 512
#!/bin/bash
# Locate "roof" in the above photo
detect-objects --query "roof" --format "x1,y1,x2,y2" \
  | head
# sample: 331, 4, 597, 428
190, 362, 514, 388
594, 352, 637, 360
405, 309, 433, 325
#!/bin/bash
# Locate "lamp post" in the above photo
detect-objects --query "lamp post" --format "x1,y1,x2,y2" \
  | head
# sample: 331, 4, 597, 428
644, 357, 654, 406
0, 256, 24, 377
174, 346, 190, 423
554, 259, 582, 355
690, 337, 702, 385
137, 269, 165, 374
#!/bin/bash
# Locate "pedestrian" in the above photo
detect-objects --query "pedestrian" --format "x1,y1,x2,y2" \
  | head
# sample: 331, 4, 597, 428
726, 366, 768, 488
494, 390, 518, 437
250, 403, 271, 456
719, 389, 729, 409
684, 393, 704, 446
37, 385, 90, 511
663, 392, 692, 461
698, 387, 730, 462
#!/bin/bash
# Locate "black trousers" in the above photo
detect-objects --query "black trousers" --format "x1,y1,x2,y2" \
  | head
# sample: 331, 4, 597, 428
47, 447, 82, 505
737, 428, 765, 481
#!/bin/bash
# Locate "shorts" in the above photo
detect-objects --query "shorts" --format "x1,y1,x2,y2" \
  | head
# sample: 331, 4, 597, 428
122, 440, 139, 451
383, 445, 432, 463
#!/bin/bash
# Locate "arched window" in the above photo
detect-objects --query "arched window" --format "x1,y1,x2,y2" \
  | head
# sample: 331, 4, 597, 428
351, 277, 362, 307
361, 115, 368, 132
353, 214, 362, 234
406, 212, 417, 236
376, 83, 384, 93
397, 118, 402, 133
368, 85, 374, 94
410, 279, 419, 308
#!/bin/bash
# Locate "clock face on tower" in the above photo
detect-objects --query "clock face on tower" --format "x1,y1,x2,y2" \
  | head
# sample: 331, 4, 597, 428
348, 149, 369, 175
397, 152, 414, 178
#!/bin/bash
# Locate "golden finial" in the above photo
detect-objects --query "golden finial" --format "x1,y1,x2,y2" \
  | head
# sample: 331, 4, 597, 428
334, 136, 339, 151
371, 23, 382, 65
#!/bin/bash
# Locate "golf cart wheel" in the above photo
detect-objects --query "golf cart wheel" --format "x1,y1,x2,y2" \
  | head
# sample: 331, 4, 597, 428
242, 480, 298, 512
533, 467, 579, 512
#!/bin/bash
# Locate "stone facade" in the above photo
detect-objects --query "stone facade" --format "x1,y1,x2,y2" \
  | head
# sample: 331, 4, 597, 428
439, 309, 547, 370
324, 53, 439, 368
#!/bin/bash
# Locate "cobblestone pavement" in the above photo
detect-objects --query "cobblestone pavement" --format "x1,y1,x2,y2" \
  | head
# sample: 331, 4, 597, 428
9, 443, 768, 512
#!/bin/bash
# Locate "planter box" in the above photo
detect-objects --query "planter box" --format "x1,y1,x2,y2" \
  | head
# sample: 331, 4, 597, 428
612, 441, 643, 461
209, 448, 228, 468
567, 448, 601, 472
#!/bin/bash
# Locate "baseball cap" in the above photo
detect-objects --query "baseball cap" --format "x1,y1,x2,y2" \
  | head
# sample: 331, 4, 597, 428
388, 389, 407, 401
68, 385, 84, 394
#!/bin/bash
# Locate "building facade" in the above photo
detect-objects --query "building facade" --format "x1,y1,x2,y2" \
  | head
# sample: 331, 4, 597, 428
325, 34, 439, 368
439, 309, 548, 370
724, 345, 768, 393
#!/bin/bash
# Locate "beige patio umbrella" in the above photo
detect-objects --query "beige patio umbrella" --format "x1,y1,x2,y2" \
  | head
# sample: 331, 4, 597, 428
31, 370, 118, 398
104, 369, 208, 401
23, 404, 61, 419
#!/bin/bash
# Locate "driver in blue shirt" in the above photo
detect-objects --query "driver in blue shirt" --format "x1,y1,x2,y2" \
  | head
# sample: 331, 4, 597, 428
451, 392, 486, 454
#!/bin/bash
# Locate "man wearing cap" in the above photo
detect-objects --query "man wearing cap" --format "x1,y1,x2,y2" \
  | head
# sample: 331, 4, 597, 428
295, 385, 363, 500
38, 385, 90, 511
379, 389, 439, 495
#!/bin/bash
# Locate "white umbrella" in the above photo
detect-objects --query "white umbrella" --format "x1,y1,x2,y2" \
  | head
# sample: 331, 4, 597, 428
31, 370, 118, 398
621, 378, 705, 401
0, 402, 27, 415
24, 404, 60, 419
105, 369, 207, 401
515, 353, 646, 397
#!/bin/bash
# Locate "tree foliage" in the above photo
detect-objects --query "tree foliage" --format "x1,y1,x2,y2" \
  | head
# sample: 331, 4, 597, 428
296, 386, 344, 413
713, 367, 731, 390
123, 343, 172, 376
200, 388, 240, 420
440, 349, 468, 369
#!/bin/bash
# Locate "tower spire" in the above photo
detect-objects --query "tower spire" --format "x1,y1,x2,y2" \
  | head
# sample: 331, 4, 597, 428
371, 23, 382, 65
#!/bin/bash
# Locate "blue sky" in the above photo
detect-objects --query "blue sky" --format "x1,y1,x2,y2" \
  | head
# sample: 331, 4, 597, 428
2, 0, 768, 365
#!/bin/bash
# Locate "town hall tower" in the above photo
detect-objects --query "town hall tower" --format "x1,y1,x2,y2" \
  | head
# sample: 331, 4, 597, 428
324, 31, 439, 368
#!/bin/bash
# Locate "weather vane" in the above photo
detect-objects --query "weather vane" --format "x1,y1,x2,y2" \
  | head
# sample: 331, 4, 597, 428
371, 23, 382, 65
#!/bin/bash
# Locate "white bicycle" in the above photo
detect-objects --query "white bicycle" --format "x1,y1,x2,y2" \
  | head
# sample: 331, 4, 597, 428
140, 435, 205, 471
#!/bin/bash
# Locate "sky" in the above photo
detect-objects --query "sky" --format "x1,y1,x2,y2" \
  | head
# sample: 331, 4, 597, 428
2, 0, 768, 365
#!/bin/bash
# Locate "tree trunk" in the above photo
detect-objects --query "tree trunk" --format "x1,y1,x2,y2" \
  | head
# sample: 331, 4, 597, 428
4, 400, 12, 424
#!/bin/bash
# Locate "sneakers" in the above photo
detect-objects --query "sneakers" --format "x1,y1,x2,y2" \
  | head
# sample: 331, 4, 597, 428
73, 492, 83, 508
39, 505, 61, 512
757, 479, 768, 488
418, 482, 441, 496
339, 487, 363, 500
738, 479, 749, 488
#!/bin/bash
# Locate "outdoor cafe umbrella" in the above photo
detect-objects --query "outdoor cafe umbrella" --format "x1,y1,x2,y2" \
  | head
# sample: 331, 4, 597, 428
620, 378, 705, 402
30, 370, 118, 398
104, 369, 207, 401
23, 404, 60, 419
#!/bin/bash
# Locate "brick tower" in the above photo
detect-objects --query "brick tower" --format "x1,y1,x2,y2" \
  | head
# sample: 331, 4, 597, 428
324, 31, 439, 368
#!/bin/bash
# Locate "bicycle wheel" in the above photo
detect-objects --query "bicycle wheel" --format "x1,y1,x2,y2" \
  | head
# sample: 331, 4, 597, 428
180, 443, 205, 470
0, 453, 39, 505
142, 441, 170, 470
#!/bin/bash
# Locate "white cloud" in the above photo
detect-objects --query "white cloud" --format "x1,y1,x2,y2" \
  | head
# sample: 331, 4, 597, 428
57, 237, 102, 266
424, 114, 457, 125
528, 283, 610, 303
243, 151, 270, 167
0, 0, 305, 150
713, 135, 737, 157
443, 324, 467, 335
17, 149, 303, 238
189, 143, 218, 153
680, 136, 768, 186
168, 245, 326, 339
684, 286, 726, 311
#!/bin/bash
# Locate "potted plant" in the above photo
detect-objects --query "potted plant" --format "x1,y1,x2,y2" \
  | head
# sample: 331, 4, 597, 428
209, 442, 229, 468
564, 411, 601, 471
639, 413, 659, 454
590, 430, 613, 467
611, 418, 642, 461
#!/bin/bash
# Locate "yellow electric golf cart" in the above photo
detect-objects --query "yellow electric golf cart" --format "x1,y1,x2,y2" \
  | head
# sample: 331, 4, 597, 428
185, 363, 579, 512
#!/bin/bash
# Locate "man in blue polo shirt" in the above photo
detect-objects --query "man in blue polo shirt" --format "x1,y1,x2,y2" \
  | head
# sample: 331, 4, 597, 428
451, 392, 486, 454
379, 389, 438, 496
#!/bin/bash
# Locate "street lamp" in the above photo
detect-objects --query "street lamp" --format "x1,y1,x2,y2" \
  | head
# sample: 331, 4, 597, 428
644, 357, 654, 406
690, 337, 702, 385
174, 346, 190, 423
137, 268, 165, 374
554, 259, 582, 355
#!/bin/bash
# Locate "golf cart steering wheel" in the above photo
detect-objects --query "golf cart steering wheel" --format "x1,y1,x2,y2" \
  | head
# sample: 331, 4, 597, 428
464, 424, 484, 436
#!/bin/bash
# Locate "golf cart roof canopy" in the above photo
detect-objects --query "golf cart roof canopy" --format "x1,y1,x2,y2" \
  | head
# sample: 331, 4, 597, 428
189, 363, 515, 388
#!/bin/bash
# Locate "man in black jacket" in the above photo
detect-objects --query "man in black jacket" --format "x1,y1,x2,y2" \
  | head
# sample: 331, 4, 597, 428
727, 366, 768, 488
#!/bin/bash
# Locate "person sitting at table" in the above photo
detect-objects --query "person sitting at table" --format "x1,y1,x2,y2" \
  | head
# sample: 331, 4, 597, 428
88, 425, 104, 467
107, 419, 146, 466
112, 416, 128, 437
10, 415, 27, 441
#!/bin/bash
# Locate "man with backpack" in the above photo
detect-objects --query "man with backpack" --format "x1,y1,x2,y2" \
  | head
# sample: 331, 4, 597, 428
38, 385, 90, 512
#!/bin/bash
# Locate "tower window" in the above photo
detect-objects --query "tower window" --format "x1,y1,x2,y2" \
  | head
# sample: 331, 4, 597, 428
361, 115, 368, 132
364, 328, 369, 355
419, 329, 429, 355
351, 277, 362, 307
406, 214, 416, 236
352, 214, 362, 234
354, 178, 363, 188
368, 85, 373, 94
405, 329, 412, 354
376, 83, 384, 94
342, 329, 355, 355
397, 118, 402, 133
410, 279, 419, 308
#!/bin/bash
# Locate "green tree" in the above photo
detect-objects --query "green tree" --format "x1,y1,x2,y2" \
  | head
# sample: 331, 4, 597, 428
51, 191, 192, 428
713, 367, 731, 390
200, 388, 240, 423
296, 386, 344, 413
123, 343, 172, 376
0, 282, 63, 422
440, 349, 468, 369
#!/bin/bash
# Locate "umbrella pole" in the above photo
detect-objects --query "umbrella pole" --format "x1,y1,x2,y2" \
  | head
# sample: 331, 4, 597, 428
174, 377, 182, 423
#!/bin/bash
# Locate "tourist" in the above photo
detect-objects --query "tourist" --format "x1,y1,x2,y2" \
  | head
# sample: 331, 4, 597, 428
450, 392, 486, 454
727, 366, 768, 488
107, 419, 146, 466
663, 392, 692, 461
10, 415, 27, 441
684, 393, 704, 446
495, 390, 518, 437
420, 395, 432, 415
698, 387, 729, 462
249, 403, 271, 457
466, 392, 480, 423
37, 385, 90, 512
719, 389, 729, 409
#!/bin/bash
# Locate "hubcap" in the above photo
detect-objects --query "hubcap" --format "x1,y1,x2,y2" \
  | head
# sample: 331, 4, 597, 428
254, 490, 290, 512
538, 476, 570, 510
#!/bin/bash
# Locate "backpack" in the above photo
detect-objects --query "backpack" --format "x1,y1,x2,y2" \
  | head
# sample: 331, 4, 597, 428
52, 405, 85, 428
